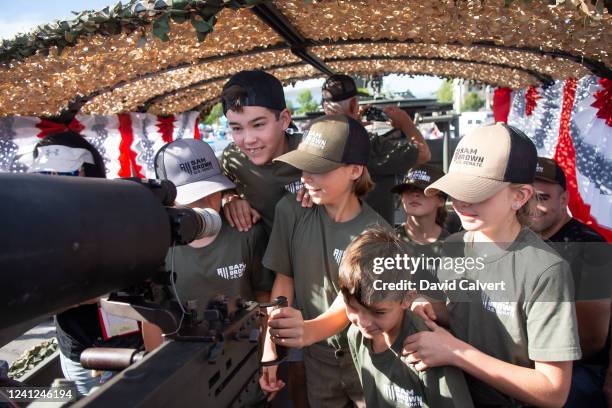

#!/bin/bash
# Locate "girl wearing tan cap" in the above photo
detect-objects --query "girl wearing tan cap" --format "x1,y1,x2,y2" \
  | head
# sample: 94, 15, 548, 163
401, 124, 581, 407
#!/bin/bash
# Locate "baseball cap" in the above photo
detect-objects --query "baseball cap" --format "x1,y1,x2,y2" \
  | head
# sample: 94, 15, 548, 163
154, 139, 235, 205
273, 114, 370, 173
391, 164, 445, 194
28, 145, 94, 173
322, 74, 369, 102
534, 157, 567, 190
425, 123, 537, 203
221, 70, 286, 115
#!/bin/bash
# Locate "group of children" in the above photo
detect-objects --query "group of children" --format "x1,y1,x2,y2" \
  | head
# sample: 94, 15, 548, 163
27, 69, 609, 407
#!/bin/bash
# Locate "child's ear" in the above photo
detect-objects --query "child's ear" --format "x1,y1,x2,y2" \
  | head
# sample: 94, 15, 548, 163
401, 290, 417, 310
349, 164, 364, 181
279, 108, 292, 130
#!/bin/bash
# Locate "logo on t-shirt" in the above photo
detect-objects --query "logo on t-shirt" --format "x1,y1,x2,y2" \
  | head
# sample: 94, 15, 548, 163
285, 180, 304, 194
384, 384, 423, 407
217, 262, 246, 280
179, 157, 213, 175
333, 249, 344, 265
481, 292, 515, 317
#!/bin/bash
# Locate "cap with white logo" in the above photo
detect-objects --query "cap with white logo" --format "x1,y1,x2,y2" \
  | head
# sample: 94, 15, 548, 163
154, 139, 235, 205
391, 164, 445, 194
425, 123, 537, 203
28, 145, 94, 173
534, 157, 566, 190
273, 114, 370, 173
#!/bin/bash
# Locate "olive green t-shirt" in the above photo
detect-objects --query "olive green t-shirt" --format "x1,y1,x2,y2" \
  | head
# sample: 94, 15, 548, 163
263, 195, 389, 349
395, 224, 450, 247
221, 132, 303, 233
367, 129, 419, 225
348, 312, 474, 408
395, 224, 450, 299
167, 219, 274, 313
435, 228, 581, 406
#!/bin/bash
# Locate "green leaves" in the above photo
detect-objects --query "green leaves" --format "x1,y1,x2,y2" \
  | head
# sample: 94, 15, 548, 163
0, 0, 268, 63
153, 14, 171, 41
8, 339, 58, 379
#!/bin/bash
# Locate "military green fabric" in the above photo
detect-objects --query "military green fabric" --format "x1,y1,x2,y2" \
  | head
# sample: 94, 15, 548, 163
348, 311, 474, 408
395, 225, 450, 299
221, 132, 303, 233
167, 218, 274, 311
395, 224, 450, 246
436, 228, 581, 407
263, 195, 389, 349
366, 129, 419, 224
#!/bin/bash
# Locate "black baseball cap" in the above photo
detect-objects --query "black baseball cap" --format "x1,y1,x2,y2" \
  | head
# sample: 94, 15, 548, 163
391, 164, 446, 194
274, 114, 370, 173
221, 70, 286, 115
535, 157, 567, 190
322, 74, 369, 102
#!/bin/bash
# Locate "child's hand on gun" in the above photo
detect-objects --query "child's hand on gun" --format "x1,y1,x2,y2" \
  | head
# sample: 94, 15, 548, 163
268, 306, 306, 348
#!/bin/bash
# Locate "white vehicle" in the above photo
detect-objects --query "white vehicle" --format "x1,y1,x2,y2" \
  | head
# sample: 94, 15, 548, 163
459, 111, 494, 137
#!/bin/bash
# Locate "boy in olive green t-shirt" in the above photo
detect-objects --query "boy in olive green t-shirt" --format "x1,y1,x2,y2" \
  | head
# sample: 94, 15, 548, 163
339, 227, 474, 408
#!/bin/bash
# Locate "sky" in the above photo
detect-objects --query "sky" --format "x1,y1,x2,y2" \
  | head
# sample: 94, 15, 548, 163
0, 1, 443, 101
0, 1, 122, 40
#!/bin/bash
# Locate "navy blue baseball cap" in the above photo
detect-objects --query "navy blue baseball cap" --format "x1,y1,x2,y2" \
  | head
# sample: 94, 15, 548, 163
221, 70, 287, 115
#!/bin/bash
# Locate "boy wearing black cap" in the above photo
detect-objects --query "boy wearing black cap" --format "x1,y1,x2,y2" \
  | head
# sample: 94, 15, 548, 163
531, 157, 610, 407
260, 115, 389, 407
143, 138, 273, 349
321, 74, 431, 224
219, 70, 311, 407
220, 70, 305, 234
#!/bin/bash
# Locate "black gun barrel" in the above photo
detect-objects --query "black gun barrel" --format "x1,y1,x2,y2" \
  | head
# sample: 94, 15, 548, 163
0, 173, 171, 329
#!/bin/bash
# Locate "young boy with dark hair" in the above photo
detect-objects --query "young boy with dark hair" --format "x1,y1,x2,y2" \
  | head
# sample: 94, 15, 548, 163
219, 70, 310, 407
338, 227, 474, 408
220, 70, 305, 234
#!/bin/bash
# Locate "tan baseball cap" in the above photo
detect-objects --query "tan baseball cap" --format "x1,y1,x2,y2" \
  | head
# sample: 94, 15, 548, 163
425, 123, 537, 203
274, 114, 370, 173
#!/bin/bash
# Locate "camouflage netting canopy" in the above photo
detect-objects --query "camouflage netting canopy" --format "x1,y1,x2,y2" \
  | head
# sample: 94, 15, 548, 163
0, 0, 610, 118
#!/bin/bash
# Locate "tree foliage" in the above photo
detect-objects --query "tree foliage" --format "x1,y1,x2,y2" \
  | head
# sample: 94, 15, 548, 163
461, 92, 485, 112
296, 90, 319, 114
436, 79, 453, 103
203, 102, 223, 124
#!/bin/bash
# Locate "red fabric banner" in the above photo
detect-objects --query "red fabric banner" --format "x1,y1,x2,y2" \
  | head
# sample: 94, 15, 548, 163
157, 115, 175, 143
554, 79, 612, 242
525, 86, 540, 116
493, 87, 512, 123
117, 113, 143, 178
